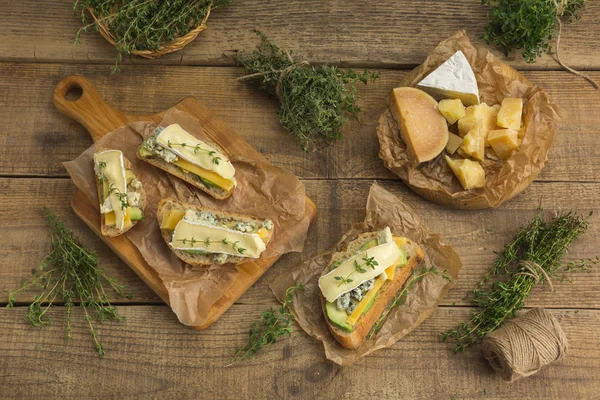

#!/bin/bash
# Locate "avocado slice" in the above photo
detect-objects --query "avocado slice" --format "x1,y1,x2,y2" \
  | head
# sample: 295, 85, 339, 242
125, 170, 136, 184
129, 207, 144, 221
359, 239, 378, 251
183, 250, 209, 255
139, 146, 153, 158
325, 301, 353, 332
200, 177, 220, 189
397, 248, 408, 266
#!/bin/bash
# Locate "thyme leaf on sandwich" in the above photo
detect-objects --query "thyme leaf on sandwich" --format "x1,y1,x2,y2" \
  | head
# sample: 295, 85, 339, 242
233, 283, 304, 361
167, 140, 222, 165
5, 208, 131, 356
334, 253, 379, 287
176, 236, 247, 254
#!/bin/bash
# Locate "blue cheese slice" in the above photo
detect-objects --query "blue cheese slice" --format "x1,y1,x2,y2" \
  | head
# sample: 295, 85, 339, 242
318, 227, 402, 303
94, 150, 127, 231
417, 50, 480, 106
171, 212, 266, 258
156, 124, 236, 184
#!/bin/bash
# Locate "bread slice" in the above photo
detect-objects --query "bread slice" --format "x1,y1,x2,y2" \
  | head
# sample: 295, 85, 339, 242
137, 138, 232, 200
94, 148, 147, 237
157, 198, 274, 266
320, 231, 425, 349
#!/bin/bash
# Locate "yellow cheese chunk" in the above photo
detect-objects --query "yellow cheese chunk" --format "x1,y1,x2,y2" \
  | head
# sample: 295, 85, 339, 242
497, 98, 523, 130
457, 103, 498, 146
160, 209, 186, 230
384, 237, 409, 281
445, 155, 486, 189
257, 227, 269, 239
438, 99, 466, 125
460, 126, 485, 162
488, 129, 520, 159
346, 276, 386, 326
445, 132, 464, 155
392, 87, 449, 164
105, 211, 116, 226
172, 158, 234, 191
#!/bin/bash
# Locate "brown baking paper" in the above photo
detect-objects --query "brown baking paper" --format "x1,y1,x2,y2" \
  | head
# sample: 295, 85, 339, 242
378, 30, 562, 209
64, 109, 310, 326
270, 183, 461, 366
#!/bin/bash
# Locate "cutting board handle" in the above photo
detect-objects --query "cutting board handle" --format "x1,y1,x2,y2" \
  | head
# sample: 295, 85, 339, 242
53, 76, 129, 142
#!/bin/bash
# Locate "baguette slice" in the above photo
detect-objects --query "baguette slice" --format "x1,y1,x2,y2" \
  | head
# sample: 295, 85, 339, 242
320, 231, 424, 349
94, 148, 147, 237
157, 198, 274, 266
137, 138, 232, 200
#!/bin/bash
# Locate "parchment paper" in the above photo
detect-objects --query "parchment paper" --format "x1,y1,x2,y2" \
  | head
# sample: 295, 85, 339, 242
64, 109, 310, 326
270, 183, 461, 366
378, 30, 562, 209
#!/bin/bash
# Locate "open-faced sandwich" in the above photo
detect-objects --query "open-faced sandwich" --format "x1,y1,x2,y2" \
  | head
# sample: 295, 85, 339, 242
138, 124, 236, 199
157, 198, 274, 265
318, 227, 424, 349
93, 149, 146, 237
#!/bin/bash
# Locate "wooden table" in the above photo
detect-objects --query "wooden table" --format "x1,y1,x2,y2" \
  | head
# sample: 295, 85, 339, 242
1, 1, 599, 399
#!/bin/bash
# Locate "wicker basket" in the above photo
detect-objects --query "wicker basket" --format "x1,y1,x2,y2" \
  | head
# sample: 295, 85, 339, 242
89, 6, 211, 59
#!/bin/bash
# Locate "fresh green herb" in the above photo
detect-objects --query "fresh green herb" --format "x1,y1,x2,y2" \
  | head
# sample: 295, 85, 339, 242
482, 0, 586, 63
167, 140, 221, 165
234, 283, 304, 360
5, 208, 131, 356
442, 210, 594, 352
333, 253, 378, 287
176, 236, 246, 254
73, 0, 232, 73
236, 31, 378, 151
368, 266, 449, 339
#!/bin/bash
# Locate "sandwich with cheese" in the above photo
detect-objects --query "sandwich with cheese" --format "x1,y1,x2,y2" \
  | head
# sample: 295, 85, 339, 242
138, 124, 236, 199
318, 227, 424, 349
93, 149, 146, 237
157, 198, 274, 265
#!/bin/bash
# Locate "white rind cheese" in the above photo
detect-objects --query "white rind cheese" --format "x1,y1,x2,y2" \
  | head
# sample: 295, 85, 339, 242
318, 227, 401, 303
156, 124, 236, 183
94, 150, 127, 230
171, 214, 266, 258
417, 50, 480, 106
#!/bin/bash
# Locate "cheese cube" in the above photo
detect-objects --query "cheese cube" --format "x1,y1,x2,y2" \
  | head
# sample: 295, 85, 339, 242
460, 126, 485, 161
445, 156, 486, 189
497, 98, 523, 130
438, 99, 466, 125
487, 129, 520, 159
445, 132, 464, 155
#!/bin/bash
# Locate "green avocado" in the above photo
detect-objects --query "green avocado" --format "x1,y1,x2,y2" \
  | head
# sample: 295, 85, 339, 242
125, 170, 136, 184
359, 239, 378, 251
325, 301, 353, 332
129, 207, 144, 221
397, 248, 408, 266
183, 250, 209, 255
139, 146, 153, 158
200, 177, 220, 189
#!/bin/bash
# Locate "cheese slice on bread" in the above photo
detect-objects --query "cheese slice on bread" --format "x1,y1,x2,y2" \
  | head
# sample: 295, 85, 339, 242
157, 198, 274, 265
138, 124, 236, 199
93, 148, 146, 237
319, 227, 424, 349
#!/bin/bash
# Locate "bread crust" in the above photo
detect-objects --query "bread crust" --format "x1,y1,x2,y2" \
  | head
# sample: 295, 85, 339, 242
320, 232, 425, 349
94, 147, 147, 237
156, 198, 274, 266
137, 138, 233, 200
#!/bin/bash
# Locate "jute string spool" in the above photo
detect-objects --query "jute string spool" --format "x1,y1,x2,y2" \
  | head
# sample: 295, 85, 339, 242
482, 308, 568, 382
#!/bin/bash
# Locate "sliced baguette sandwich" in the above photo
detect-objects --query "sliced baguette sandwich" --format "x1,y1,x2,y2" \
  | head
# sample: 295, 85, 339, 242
137, 124, 236, 200
318, 227, 424, 349
93, 148, 146, 237
157, 198, 275, 266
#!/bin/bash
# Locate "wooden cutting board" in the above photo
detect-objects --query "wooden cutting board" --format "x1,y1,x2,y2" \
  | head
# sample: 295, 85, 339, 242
53, 75, 317, 329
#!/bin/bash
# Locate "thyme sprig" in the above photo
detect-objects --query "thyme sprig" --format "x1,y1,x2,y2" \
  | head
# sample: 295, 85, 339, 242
236, 31, 378, 151
333, 253, 379, 287
177, 236, 247, 254
367, 266, 450, 339
233, 283, 304, 360
167, 140, 221, 165
5, 208, 131, 355
442, 210, 594, 352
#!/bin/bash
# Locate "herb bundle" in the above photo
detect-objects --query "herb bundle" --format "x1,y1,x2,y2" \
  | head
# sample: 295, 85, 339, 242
6, 208, 131, 355
233, 283, 304, 360
236, 31, 378, 151
442, 211, 595, 352
73, 0, 231, 72
482, 0, 586, 63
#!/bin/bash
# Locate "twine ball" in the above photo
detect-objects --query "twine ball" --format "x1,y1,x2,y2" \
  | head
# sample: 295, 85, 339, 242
482, 308, 568, 382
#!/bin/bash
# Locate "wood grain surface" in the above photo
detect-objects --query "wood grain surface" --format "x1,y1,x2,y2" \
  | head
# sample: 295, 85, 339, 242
2, 1, 600, 398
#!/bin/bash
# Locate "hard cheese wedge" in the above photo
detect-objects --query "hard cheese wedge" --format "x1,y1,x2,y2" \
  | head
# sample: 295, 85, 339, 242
445, 132, 464, 155
460, 126, 486, 162
488, 129, 519, 159
438, 99, 466, 124
392, 87, 449, 164
417, 50, 480, 106
497, 98, 523, 130
445, 155, 486, 189
94, 150, 127, 231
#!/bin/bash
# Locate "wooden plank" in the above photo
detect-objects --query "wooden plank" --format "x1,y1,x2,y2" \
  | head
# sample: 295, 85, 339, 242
0, 63, 599, 182
0, 305, 597, 399
2, 178, 599, 309
2, 0, 600, 70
